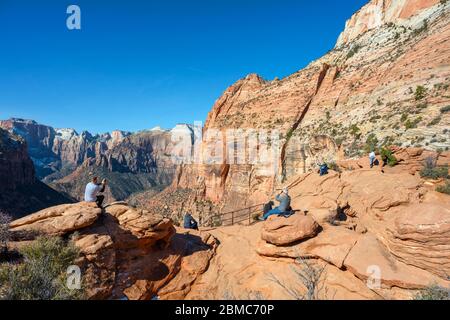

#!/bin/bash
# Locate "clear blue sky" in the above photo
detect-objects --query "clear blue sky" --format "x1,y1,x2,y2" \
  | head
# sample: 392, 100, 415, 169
0, 0, 368, 134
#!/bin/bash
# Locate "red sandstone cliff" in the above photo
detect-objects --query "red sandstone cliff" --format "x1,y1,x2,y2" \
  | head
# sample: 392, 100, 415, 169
0, 129, 72, 217
152, 0, 450, 221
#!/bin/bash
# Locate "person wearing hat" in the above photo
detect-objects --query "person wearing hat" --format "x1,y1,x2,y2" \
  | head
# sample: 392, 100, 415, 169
260, 187, 291, 221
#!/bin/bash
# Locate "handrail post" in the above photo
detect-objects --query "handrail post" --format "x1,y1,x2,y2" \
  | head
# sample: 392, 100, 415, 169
231, 211, 234, 225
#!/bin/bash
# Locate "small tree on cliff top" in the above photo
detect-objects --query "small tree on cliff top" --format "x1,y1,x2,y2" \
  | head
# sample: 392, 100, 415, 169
0, 211, 11, 255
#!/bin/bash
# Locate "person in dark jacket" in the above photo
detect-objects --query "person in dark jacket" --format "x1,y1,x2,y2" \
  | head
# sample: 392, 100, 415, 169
183, 213, 198, 230
319, 163, 329, 176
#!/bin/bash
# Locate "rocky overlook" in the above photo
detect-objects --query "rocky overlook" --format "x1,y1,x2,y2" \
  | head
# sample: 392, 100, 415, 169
1, 0, 450, 301
9, 202, 217, 300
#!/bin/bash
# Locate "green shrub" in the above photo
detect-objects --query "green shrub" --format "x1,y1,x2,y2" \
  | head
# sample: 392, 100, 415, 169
400, 113, 408, 123
347, 44, 361, 59
364, 133, 379, 153
0, 212, 11, 255
415, 86, 427, 100
420, 156, 449, 179
349, 124, 360, 136
334, 137, 345, 146
440, 105, 450, 113
436, 180, 450, 195
380, 148, 398, 167
414, 284, 449, 300
286, 128, 294, 140
405, 117, 422, 129
326, 161, 342, 173
0, 236, 84, 300
428, 116, 442, 126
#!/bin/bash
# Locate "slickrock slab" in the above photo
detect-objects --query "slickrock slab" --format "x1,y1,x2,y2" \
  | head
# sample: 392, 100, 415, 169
261, 214, 320, 246
10, 202, 101, 236
338, 170, 421, 218
343, 234, 447, 289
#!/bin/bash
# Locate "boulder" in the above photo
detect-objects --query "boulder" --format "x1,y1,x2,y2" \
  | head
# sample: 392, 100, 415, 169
257, 226, 359, 269
104, 204, 175, 249
261, 214, 320, 246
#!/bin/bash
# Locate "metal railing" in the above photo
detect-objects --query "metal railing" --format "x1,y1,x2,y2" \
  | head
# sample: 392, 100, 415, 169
203, 203, 265, 227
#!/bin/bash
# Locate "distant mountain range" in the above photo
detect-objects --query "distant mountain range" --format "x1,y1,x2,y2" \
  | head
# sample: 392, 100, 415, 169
0, 118, 196, 210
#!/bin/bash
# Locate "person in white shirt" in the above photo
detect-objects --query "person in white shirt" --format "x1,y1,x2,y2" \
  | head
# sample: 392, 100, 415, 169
369, 151, 376, 168
84, 176, 107, 208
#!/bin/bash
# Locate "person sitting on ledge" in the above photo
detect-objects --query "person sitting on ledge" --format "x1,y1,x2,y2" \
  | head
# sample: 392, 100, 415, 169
84, 176, 107, 208
183, 212, 199, 230
319, 163, 329, 176
260, 187, 291, 221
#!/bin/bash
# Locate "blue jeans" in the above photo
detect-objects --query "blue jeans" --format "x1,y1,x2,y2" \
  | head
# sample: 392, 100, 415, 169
263, 208, 282, 220
370, 157, 375, 167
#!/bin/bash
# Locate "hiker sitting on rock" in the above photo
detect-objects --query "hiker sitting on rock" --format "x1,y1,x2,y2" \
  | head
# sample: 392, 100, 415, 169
84, 176, 107, 208
260, 187, 291, 221
318, 163, 329, 176
183, 213, 199, 230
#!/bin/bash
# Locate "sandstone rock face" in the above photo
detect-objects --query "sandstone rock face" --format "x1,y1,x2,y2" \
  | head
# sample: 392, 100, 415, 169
386, 202, 450, 278
336, 0, 441, 47
0, 129, 72, 218
9, 202, 217, 300
164, 0, 450, 224
0, 118, 97, 179
261, 215, 319, 246
0, 128, 35, 188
